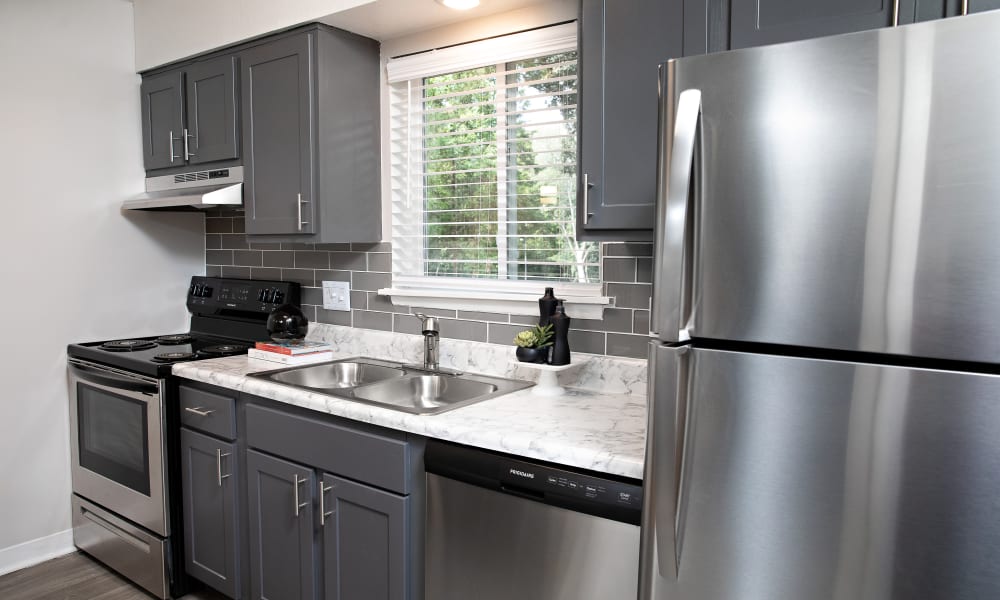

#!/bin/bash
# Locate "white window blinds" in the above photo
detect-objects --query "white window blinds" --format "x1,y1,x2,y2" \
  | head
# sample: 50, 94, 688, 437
387, 24, 600, 294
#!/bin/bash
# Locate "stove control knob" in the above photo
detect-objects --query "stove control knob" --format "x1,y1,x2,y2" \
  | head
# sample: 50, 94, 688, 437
189, 283, 197, 296
201, 286, 213, 298
257, 289, 266, 302
264, 289, 276, 303
273, 291, 285, 304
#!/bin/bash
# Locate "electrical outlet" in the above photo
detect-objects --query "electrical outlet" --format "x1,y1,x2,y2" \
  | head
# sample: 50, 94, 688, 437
322, 281, 351, 311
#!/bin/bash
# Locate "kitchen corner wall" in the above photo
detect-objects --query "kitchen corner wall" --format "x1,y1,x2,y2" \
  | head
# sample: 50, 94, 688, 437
206, 207, 653, 358
0, 0, 204, 572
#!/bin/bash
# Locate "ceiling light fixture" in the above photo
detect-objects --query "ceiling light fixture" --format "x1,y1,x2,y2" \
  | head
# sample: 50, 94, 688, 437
436, 0, 481, 10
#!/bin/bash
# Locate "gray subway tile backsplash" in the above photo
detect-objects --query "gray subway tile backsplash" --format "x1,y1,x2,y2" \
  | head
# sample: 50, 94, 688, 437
606, 333, 649, 359
233, 250, 263, 267
202, 215, 656, 359
207, 250, 233, 266
606, 282, 653, 310
294, 251, 330, 269
354, 310, 393, 332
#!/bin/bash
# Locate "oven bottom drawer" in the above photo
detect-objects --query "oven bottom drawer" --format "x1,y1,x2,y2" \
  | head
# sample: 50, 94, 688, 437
71, 495, 169, 599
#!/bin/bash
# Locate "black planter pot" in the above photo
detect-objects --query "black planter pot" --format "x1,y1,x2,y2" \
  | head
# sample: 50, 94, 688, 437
515, 346, 549, 364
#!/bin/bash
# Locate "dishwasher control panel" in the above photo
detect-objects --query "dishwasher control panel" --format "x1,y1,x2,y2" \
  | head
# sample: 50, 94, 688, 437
425, 439, 643, 525
502, 463, 642, 511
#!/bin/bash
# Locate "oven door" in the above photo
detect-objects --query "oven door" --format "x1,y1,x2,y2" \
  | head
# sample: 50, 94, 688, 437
68, 358, 168, 537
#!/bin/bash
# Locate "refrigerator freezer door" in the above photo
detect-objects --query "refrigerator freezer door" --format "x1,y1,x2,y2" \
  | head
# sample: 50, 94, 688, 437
654, 11, 1000, 363
641, 344, 1000, 600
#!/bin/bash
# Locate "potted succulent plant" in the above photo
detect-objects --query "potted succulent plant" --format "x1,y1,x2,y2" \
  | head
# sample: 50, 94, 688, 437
513, 324, 554, 363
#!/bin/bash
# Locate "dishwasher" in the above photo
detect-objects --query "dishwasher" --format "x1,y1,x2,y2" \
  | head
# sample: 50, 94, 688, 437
424, 439, 643, 600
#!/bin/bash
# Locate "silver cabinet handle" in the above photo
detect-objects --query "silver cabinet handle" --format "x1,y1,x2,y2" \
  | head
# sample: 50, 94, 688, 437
184, 406, 214, 417
216, 448, 231, 487
297, 193, 309, 231
582, 173, 594, 225
183, 128, 195, 160
320, 484, 333, 526
892, 0, 900, 25
961, 0, 970, 15
292, 475, 308, 517
169, 130, 181, 163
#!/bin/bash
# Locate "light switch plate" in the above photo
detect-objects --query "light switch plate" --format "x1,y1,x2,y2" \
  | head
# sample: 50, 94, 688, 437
322, 280, 351, 311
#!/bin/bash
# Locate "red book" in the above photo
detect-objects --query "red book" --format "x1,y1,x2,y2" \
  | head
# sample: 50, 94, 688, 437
254, 340, 334, 355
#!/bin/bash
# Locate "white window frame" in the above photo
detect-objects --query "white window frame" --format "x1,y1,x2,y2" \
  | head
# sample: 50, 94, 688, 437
379, 23, 610, 319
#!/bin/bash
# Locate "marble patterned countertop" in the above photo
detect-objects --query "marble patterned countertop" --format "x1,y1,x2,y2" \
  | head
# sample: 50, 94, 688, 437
172, 327, 648, 479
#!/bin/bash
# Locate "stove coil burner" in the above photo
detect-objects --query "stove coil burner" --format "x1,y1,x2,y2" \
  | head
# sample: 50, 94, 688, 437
156, 334, 194, 345
101, 340, 157, 352
200, 344, 249, 357
152, 352, 198, 363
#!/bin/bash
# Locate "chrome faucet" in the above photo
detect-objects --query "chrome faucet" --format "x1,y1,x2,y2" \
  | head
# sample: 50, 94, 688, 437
415, 313, 440, 371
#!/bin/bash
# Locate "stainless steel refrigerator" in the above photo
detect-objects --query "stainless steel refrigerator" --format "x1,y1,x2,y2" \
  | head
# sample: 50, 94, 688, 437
641, 11, 1000, 600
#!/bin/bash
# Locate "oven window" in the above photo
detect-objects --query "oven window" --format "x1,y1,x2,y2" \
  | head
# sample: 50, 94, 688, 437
77, 384, 150, 496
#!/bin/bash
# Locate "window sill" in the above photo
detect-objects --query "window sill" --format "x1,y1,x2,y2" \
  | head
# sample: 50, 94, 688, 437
377, 288, 612, 320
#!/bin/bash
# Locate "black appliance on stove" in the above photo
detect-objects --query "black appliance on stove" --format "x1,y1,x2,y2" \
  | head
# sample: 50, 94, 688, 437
66, 276, 300, 598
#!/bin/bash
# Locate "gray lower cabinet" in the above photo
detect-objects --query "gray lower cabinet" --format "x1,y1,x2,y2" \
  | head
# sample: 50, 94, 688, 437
243, 400, 423, 600
577, 0, 683, 241
322, 474, 409, 600
140, 54, 239, 172
246, 449, 317, 600
180, 428, 240, 598
240, 25, 381, 243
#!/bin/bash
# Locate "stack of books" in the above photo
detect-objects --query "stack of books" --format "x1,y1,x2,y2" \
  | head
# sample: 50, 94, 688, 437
247, 340, 335, 365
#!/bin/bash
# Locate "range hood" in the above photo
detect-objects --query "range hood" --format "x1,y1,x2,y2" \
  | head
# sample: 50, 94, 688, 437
123, 166, 243, 211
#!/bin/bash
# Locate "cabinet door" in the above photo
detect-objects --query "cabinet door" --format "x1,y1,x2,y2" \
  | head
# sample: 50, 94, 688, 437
246, 449, 316, 600
185, 55, 240, 165
241, 33, 316, 236
321, 474, 409, 600
726, 0, 916, 50
964, 0, 1000, 13
140, 69, 184, 171
180, 428, 240, 598
578, 0, 683, 241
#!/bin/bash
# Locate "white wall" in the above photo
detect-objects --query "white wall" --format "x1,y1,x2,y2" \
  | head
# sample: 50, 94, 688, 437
0, 0, 204, 573
132, 0, 374, 71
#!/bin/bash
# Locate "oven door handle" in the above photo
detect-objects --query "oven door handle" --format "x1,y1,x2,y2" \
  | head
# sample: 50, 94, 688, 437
69, 360, 160, 396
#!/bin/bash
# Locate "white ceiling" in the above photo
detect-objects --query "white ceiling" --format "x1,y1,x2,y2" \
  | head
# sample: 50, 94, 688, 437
320, 0, 552, 41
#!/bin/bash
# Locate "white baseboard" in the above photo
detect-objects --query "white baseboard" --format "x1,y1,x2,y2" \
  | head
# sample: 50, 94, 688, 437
0, 529, 75, 577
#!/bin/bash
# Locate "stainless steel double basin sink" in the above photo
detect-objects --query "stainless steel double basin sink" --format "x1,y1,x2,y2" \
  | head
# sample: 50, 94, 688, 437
248, 357, 532, 415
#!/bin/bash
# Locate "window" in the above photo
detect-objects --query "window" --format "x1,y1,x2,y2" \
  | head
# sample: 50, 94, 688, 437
384, 24, 607, 316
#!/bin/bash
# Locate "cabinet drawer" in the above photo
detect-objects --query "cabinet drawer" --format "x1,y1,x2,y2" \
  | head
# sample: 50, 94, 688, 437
179, 385, 237, 440
245, 403, 414, 494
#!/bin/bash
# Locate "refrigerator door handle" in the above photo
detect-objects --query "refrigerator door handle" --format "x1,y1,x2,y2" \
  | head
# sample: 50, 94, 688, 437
640, 343, 690, 594
653, 78, 701, 342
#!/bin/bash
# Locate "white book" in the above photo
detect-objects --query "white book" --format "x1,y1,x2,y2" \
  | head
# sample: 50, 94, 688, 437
247, 348, 335, 366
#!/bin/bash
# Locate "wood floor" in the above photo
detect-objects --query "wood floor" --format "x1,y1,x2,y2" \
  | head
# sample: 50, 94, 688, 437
0, 552, 226, 600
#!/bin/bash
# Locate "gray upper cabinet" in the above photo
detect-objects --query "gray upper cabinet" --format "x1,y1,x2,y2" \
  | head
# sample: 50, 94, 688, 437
240, 33, 315, 236
180, 428, 240, 599
185, 56, 240, 165
246, 449, 317, 600
723, 0, 917, 50
953, 0, 1000, 13
322, 474, 409, 600
577, 0, 684, 241
140, 54, 239, 172
140, 70, 184, 171
240, 26, 381, 243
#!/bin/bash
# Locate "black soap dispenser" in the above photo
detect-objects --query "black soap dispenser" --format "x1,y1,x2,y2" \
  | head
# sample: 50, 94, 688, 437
538, 287, 558, 329
549, 300, 571, 366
